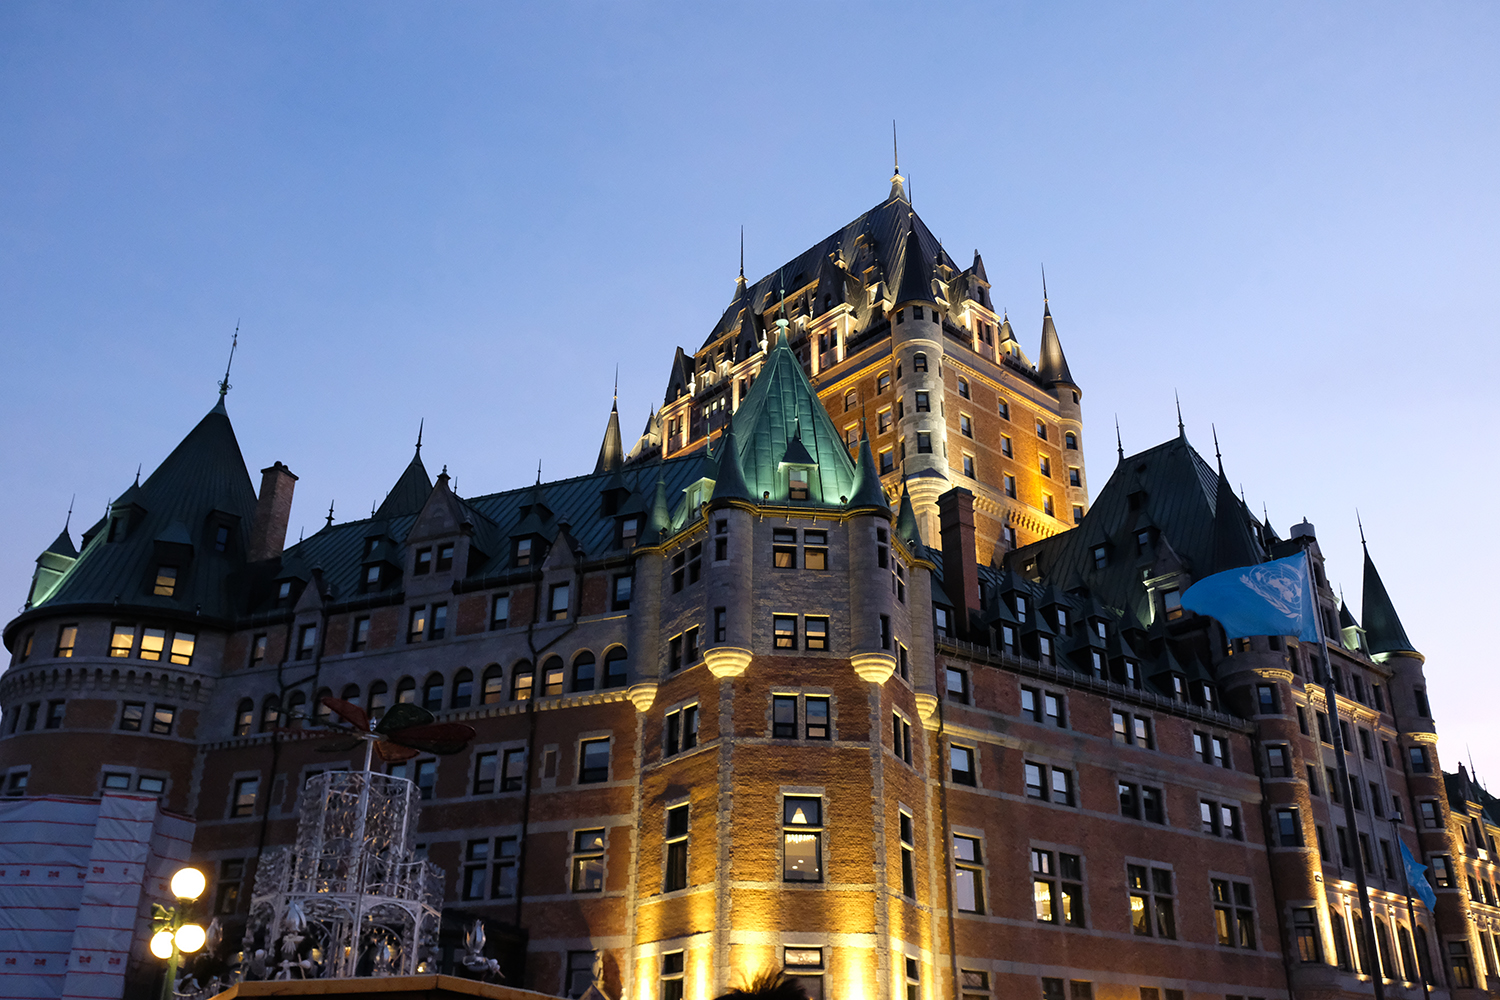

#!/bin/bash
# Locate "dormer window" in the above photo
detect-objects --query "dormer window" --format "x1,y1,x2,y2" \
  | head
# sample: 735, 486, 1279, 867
107, 516, 125, 543
363, 566, 380, 593
1172, 675, 1187, 702
214, 525, 230, 552
436, 544, 454, 572
414, 548, 432, 576
1092, 545, 1108, 569
1162, 589, 1183, 621
1055, 609, 1069, 634
1136, 529, 1153, 554
515, 538, 533, 567
1015, 596, 1028, 622
276, 580, 294, 608
364, 538, 379, 557
154, 567, 178, 597
789, 469, 810, 501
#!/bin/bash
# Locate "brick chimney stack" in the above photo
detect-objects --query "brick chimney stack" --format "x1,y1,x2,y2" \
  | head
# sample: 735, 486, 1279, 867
248, 462, 298, 562
938, 487, 982, 640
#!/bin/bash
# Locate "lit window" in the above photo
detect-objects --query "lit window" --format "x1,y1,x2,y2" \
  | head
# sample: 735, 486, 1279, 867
789, 469, 809, 501
510, 663, 534, 701
1128, 864, 1176, 938
805, 616, 829, 651
1033, 850, 1085, 926
231, 777, 258, 817
55, 626, 77, 658
514, 538, 532, 567
571, 829, 606, 892
153, 566, 177, 597
139, 628, 165, 661
1162, 589, 1183, 620
774, 615, 798, 650
169, 632, 195, 666
109, 625, 134, 658
783, 796, 823, 882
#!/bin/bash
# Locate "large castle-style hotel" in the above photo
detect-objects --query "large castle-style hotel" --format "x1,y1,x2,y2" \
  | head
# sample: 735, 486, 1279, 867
2, 168, 1498, 1000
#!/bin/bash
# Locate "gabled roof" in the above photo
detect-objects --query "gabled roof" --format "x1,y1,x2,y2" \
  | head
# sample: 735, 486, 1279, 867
28, 398, 259, 621
718, 325, 858, 505
1361, 542, 1418, 656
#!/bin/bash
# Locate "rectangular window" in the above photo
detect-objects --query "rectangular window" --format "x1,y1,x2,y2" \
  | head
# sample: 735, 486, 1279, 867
297, 623, 318, 660
491, 593, 510, 629
805, 697, 830, 739
962, 454, 975, 478
408, 606, 428, 643
612, 574, 633, 610
463, 839, 489, 900
917, 432, 932, 453
474, 752, 497, 794
150, 704, 175, 735
138, 627, 165, 661
578, 738, 610, 783
774, 615, 798, 649
1003, 474, 1017, 498
153, 566, 177, 597
415, 759, 437, 800
1001, 434, 1013, 457
414, 547, 432, 576
351, 616, 370, 652
954, 835, 986, 913
429, 603, 447, 640
664, 804, 689, 891
231, 777, 258, 817
1128, 864, 1175, 938
54, 626, 78, 658
549, 583, 570, 621
1033, 849, 1085, 926
1068, 467, 1081, 487
804, 616, 829, 650
571, 829, 606, 892
783, 796, 823, 882
915, 391, 930, 412
893, 713, 912, 764
1408, 745, 1430, 773
501, 748, 526, 791
1266, 744, 1291, 778
120, 702, 144, 731
491, 836, 519, 898
45, 700, 65, 730
1276, 808, 1303, 846
950, 745, 976, 786
899, 812, 916, 898
1211, 879, 1257, 949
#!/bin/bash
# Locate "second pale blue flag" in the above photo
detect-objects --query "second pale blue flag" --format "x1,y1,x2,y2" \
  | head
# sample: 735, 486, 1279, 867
1400, 839, 1438, 911
1180, 554, 1319, 641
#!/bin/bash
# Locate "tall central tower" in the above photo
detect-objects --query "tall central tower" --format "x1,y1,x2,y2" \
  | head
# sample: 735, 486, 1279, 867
648, 169, 1088, 569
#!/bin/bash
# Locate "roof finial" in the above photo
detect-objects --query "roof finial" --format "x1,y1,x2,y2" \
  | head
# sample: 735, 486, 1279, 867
1357, 509, 1367, 547
415, 418, 424, 456
1115, 415, 1124, 464
326, 500, 335, 529
613, 364, 619, 409
1175, 391, 1184, 437
1041, 264, 1048, 304
536, 460, 542, 486
217, 323, 238, 400
893, 119, 899, 175
134, 464, 141, 486
372, 500, 377, 517
739, 226, 745, 279
1212, 423, 1222, 468
65, 494, 74, 533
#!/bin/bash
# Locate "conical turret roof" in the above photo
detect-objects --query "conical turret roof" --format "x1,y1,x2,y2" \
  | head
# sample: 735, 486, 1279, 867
376, 448, 434, 520
892, 222, 937, 308
1209, 460, 1259, 574
43, 526, 77, 559
1362, 543, 1418, 655
594, 402, 624, 475
1037, 300, 1075, 388
709, 420, 752, 503
846, 426, 890, 511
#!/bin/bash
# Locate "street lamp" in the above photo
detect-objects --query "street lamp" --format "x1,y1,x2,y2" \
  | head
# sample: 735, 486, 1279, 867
151, 866, 207, 1000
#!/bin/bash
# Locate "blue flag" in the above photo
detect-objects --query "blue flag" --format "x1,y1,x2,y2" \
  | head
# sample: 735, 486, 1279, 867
1400, 839, 1437, 911
1179, 554, 1320, 642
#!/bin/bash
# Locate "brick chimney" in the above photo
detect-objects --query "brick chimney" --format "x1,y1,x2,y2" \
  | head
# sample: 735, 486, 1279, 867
248, 462, 298, 562
938, 487, 982, 640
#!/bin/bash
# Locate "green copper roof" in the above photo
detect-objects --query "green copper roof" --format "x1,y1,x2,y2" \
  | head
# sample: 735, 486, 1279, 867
375, 448, 434, 520
1361, 543, 1418, 655
28, 398, 258, 622
720, 325, 857, 505
846, 428, 889, 511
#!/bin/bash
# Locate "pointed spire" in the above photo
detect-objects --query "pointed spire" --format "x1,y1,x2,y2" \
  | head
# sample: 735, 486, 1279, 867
415, 418, 424, 456
1212, 424, 1222, 472
709, 419, 751, 503
593, 394, 624, 475
1361, 529, 1419, 655
893, 222, 936, 307
737, 226, 746, 291
325, 500, 335, 530
888, 120, 908, 202
1209, 454, 1259, 574
1116, 416, 1124, 464
642, 472, 673, 540
134, 464, 141, 487
215, 324, 238, 412
1037, 285, 1075, 388
45, 498, 78, 559
895, 477, 924, 552
1175, 392, 1185, 438
846, 426, 889, 511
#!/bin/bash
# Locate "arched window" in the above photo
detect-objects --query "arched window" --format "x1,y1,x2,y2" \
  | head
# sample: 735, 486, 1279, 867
234, 698, 253, 737
482, 664, 505, 705
1352, 913, 1372, 975
603, 647, 629, 689
957, 377, 970, 399
422, 673, 444, 711
1065, 431, 1078, 450
1331, 909, 1353, 970
541, 656, 564, 696
1414, 925, 1433, 984
510, 661, 534, 701
451, 669, 473, 709
843, 389, 857, 412
285, 689, 306, 728
314, 688, 333, 726
913, 352, 928, 373
259, 695, 280, 733
1376, 918, 1396, 980
1397, 925, 1416, 982
395, 677, 416, 705
572, 652, 597, 693
340, 683, 361, 706
368, 681, 389, 722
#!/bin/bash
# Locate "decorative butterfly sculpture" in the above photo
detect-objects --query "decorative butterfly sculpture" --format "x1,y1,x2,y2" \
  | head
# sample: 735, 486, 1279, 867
315, 697, 476, 764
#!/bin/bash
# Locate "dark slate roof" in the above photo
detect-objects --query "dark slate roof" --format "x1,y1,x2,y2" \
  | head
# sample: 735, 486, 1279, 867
1009, 435, 1256, 627
892, 221, 938, 307
270, 455, 705, 609
32, 399, 259, 621
1209, 462, 1260, 574
375, 449, 434, 520
698, 186, 958, 351
1361, 543, 1418, 655
43, 526, 77, 559
722, 326, 858, 505
1037, 302, 1075, 387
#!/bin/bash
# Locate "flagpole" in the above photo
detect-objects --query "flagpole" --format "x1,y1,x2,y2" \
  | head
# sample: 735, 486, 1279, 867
1392, 815, 1431, 998
1307, 546, 1386, 999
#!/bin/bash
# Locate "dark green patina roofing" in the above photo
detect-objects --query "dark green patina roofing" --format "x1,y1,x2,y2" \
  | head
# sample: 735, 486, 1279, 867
708, 421, 752, 504
44, 526, 77, 559
1361, 542, 1418, 656
846, 429, 889, 512
719, 324, 858, 506
375, 448, 434, 520
594, 403, 624, 475
895, 480, 923, 551
27, 398, 258, 622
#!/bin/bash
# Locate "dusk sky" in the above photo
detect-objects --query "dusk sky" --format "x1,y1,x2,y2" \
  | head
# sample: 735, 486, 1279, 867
2, 4, 1496, 777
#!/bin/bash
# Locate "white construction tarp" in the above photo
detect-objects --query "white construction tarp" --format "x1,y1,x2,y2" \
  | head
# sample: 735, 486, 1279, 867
0, 794, 194, 1000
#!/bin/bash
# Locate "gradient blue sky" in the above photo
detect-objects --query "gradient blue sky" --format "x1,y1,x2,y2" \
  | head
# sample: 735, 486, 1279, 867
3, 4, 1497, 777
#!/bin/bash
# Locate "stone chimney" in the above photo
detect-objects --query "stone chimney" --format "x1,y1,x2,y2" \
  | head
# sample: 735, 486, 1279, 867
248, 462, 298, 562
938, 487, 982, 640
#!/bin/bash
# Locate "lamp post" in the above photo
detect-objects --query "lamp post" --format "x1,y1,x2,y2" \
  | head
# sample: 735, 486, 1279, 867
149, 866, 208, 1000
